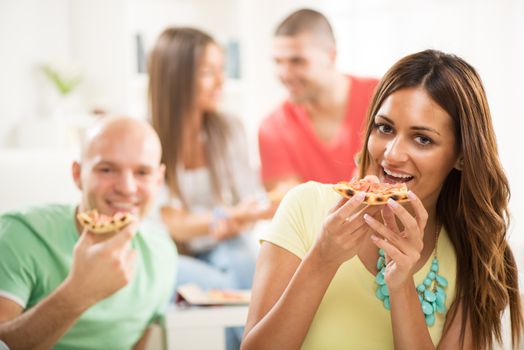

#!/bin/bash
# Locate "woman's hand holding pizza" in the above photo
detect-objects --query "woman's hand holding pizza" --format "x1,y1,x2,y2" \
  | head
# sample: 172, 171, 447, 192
310, 191, 381, 270
363, 191, 428, 290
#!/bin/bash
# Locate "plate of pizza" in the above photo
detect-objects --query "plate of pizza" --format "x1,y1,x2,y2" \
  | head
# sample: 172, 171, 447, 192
333, 178, 409, 205
176, 283, 251, 306
77, 209, 135, 234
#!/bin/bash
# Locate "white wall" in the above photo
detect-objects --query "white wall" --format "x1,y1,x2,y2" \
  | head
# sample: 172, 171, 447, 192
69, 0, 127, 114
0, 0, 72, 147
1, 0, 523, 249
236, 0, 524, 250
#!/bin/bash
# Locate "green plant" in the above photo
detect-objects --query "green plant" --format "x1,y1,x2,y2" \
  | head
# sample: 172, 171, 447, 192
41, 63, 82, 95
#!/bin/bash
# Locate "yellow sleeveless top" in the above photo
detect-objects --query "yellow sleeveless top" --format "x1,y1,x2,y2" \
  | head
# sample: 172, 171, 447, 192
260, 182, 457, 349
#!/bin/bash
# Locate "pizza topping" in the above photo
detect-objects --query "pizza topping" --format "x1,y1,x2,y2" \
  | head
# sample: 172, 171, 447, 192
77, 209, 135, 234
333, 178, 410, 205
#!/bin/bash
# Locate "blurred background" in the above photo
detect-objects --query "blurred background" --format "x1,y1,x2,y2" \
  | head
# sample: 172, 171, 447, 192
0, 0, 523, 249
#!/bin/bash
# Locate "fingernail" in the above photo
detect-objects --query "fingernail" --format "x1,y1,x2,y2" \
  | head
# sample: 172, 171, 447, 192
408, 191, 416, 200
363, 214, 371, 221
387, 198, 398, 207
370, 234, 378, 241
356, 191, 366, 200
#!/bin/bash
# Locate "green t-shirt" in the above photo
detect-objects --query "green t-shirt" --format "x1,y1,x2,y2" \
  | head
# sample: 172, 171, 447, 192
0, 204, 177, 350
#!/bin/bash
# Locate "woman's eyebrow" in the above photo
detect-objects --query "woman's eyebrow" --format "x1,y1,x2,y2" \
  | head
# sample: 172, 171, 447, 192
376, 115, 441, 136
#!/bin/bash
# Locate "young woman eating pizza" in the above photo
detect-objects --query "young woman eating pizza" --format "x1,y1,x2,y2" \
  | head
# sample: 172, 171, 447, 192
242, 50, 522, 349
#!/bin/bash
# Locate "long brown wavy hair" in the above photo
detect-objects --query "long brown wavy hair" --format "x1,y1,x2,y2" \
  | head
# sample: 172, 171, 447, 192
358, 50, 522, 349
148, 27, 238, 207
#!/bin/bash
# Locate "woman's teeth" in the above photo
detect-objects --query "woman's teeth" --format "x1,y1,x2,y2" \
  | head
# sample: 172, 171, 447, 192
383, 168, 414, 181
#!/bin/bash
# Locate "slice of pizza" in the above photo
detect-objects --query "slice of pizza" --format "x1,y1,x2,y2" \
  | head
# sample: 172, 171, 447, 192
77, 209, 134, 234
333, 178, 409, 205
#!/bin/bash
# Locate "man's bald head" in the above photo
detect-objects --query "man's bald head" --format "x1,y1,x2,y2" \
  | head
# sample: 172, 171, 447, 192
73, 116, 165, 219
81, 116, 162, 164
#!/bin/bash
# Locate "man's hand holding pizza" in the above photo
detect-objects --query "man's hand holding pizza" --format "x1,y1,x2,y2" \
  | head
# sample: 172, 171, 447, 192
60, 214, 138, 311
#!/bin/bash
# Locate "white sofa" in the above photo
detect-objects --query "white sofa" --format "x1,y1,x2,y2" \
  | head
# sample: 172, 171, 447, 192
0, 149, 79, 213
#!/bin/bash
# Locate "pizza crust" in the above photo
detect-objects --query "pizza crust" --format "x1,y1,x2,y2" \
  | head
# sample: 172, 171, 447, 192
333, 179, 409, 205
77, 209, 134, 234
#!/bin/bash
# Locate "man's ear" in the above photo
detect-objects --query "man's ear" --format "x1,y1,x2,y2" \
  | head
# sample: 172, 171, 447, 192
157, 164, 166, 187
328, 47, 337, 64
72, 161, 83, 190
454, 156, 464, 171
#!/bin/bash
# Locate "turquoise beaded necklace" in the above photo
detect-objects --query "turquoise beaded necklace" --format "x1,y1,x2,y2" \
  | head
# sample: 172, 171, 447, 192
374, 224, 448, 326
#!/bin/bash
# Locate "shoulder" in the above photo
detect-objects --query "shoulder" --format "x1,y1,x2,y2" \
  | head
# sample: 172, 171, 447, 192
137, 220, 178, 261
259, 101, 294, 132
259, 102, 301, 146
262, 182, 339, 258
0, 204, 74, 240
279, 181, 339, 215
348, 74, 379, 97
224, 114, 247, 139
216, 113, 248, 146
135, 223, 177, 293
348, 74, 379, 88
286, 181, 333, 200
221, 113, 243, 130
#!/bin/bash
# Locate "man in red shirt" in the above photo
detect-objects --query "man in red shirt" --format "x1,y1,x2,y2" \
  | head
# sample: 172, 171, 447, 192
259, 8, 378, 192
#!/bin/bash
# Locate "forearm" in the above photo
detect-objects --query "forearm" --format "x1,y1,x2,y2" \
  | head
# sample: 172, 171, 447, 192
389, 280, 435, 350
162, 210, 213, 242
242, 251, 338, 350
132, 327, 151, 350
0, 283, 88, 350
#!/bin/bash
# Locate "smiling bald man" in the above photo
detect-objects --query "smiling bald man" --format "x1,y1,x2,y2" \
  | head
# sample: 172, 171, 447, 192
0, 117, 177, 350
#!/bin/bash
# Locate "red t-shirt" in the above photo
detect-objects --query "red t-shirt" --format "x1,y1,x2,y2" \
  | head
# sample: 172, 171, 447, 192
258, 75, 378, 184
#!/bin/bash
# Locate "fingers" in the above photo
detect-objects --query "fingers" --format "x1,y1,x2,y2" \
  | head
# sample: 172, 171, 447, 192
370, 235, 406, 265
75, 228, 95, 250
337, 224, 369, 251
381, 205, 399, 233
407, 191, 429, 230
364, 214, 409, 254
211, 218, 242, 240
105, 225, 136, 250
329, 197, 349, 214
363, 175, 380, 183
335, 191, 366, 221
360, 204, 382, 217
345, 204, 381, 227
385, 199, 420, 238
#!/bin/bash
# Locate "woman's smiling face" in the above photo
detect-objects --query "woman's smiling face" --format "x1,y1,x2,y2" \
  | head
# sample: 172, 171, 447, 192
367, 87, 460, 208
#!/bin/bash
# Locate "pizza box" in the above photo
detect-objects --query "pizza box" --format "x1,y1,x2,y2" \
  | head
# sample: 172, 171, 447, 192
176, 283, 251, 306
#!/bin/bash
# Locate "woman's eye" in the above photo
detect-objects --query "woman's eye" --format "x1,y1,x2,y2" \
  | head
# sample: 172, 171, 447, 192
375, 123, 393, 134
415, 135, 433, 145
